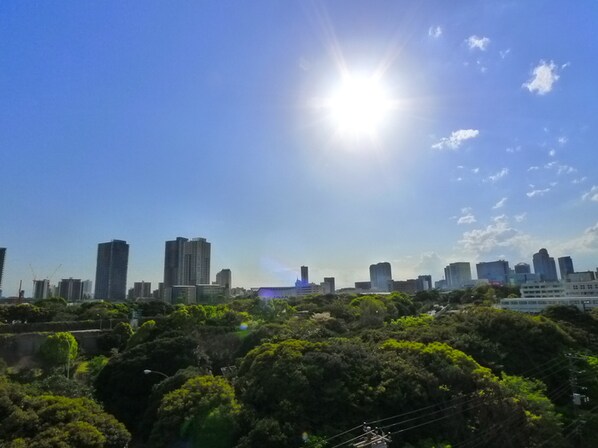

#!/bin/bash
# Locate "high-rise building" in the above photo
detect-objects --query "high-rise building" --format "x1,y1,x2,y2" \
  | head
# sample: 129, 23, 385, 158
417, 275, 432, 291
133, 281, 152, 299
322, 277, 335, 294
532, 248, 558, 282
370, 262, 392, 291
300, 266, 309, 286
476, 260, 510, 285
514, 263, 531, 274
94, 240, 129, 301
444, 262, 472, 289
164, 237, 188, 287
82, 280, 93, 299
558, 256, 575, 280
163, 237, 211, 288
33, 279, 50, 300
216, 269, 232, 293
59, 278, 83, 302
0, 247, 5, 296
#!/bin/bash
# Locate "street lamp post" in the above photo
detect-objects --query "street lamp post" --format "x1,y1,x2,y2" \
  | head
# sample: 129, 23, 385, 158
143, 369, 168, 379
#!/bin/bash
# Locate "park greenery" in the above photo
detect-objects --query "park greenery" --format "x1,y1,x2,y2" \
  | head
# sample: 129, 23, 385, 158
0, 285, 597, 447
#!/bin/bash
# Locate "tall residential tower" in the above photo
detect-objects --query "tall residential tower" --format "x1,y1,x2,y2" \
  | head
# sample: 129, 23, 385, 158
163, 237, 211, 287
533, 248, 558, 282
94, 240, 129, 301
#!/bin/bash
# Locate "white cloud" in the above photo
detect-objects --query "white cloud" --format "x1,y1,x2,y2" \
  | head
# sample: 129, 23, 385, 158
528, 166, 540, 171
500, 49, 511, 59
457, 214, 477, 225
492, 197, 508, 209
544, 161, 577, 175
459, 216, 532, 255
557, 164, 576, 175
572, 177, 587, 184
560, 221, 598, 253
466, 35, 490, 51
432, 129, 480, 150
527, 188, 551, 198
486, 168, 509, 183
428, 26, 442, 38
523, 60, 560, 95
558, 136, 568, 145
471, 167, 480, 174
549, 149, 556, 157
582, 186, 598, 202
506, 145, 521, 153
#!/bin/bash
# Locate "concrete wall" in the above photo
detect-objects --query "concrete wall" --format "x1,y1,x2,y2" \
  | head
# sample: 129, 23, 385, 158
0, 330, 106, 365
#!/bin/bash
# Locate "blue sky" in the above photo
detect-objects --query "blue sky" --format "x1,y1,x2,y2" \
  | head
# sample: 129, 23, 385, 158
1, 1, 597, 294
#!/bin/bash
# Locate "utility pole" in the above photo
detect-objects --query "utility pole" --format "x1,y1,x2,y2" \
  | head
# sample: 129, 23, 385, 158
353, 425, 391, 448
567, 353, 590, 446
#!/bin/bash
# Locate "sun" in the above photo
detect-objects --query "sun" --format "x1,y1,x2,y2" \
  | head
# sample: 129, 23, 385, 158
326, 74, 393, 138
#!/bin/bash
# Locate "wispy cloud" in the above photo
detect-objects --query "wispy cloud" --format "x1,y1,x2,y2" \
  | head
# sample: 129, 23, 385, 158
486, 168, 509, 183
528, 166, 540, 171
506, 145, 521, 153
492, 197, 508, 209
572, 177, 587, 184
428, 26, 442, 38
549, 149, 556, 157
457, 214, 477, 225
527, 188, 551, 198
455, 207, 476, 224
522, 60, 560, 95
582, 186, 598, 202
499, 49, 511, 59
466, 35, 490, 51
544, 161, 577, 175
558, 136, 568, 145
514, 213, 527, 223
432, 129, 479, 150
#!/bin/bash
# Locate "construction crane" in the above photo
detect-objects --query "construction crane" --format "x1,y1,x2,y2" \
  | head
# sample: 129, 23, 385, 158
47, 264, 62, 283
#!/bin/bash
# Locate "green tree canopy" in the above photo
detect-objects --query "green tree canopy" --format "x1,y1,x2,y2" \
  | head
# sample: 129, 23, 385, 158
149, 375, 240, 448
37, 332, 78, 373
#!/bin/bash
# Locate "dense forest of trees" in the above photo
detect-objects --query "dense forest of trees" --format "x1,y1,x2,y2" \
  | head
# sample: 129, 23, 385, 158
1, 286, 598, 447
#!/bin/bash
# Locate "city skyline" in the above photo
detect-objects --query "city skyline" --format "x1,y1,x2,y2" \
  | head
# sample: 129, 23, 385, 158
0, 235, 592, 297
1, 2, 598, 295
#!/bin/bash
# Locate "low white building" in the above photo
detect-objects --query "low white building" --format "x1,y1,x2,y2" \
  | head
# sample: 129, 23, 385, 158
500, 279, 598, 312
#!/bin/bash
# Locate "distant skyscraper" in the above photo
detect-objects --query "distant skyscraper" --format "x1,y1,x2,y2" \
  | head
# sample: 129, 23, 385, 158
59, 278, 83, 302
417, 275, 432, 291
82, 280, 93, 299
300, 266, 309, 286
444, 262, 472, 289
558, 256, 574, 280
95, 240, 129, 301
514, 263, 531, 274
164, 237, 211, 287
532, 248, 558, 282
322, 277, 335, 294
216, 269, 232, 291
133, 281, 152, 299
33, 279, 50, 300
476, 260, 510, 285
370, 262, 392, 291
0, 247, 5, 295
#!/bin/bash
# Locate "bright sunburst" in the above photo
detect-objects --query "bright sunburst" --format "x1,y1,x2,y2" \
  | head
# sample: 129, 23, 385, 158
325, 74, 393, 139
